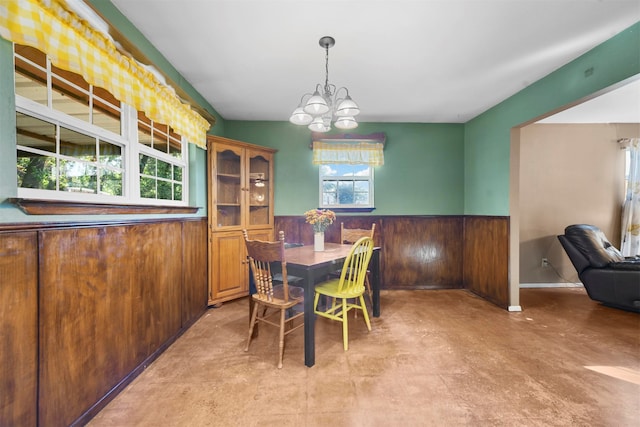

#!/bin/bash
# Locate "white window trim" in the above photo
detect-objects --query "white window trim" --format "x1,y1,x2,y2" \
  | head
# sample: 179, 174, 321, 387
15, 60, 189, 207
319, 164, 375, 209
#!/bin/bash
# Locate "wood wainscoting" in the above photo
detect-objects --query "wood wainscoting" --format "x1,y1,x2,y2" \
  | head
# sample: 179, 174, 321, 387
275, 215, 509, 305
0, 232, 38, 426
0, 218, 208, 427
1, 214, 508, 426
463, 216, 510, 308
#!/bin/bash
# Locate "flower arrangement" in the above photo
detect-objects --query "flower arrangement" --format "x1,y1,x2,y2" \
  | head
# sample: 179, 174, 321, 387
304, 209, 336, 233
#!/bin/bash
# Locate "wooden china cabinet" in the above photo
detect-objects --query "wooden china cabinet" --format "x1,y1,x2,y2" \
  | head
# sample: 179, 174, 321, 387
207, 135, 276, 305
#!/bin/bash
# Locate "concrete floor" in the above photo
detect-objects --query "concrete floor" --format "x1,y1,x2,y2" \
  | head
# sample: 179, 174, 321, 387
89, 288, 640, 426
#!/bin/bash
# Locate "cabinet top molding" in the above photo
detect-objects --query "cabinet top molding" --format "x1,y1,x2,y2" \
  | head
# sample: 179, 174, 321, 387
207, 135, 277, 153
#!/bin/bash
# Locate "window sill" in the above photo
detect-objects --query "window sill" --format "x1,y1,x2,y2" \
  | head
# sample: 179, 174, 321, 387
10, 198, 199, 215
322, 207, 376, 213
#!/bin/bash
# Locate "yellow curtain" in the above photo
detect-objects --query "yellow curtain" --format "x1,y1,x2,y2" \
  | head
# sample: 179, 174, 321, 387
0, 0, 210, 148
312, 141, 384, 166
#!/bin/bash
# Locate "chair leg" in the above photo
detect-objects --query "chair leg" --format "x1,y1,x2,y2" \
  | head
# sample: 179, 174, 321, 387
245, 302, 259, 351
359, 295, 371, 331
277, 308, 286, 369
342, 298, 349, 351
364, 273, 372, 301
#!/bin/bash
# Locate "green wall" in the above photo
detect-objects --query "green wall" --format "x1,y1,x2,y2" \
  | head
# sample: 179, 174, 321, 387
224, 121, 465, 216
464, 21, 640, 215
0, 37, 16, 200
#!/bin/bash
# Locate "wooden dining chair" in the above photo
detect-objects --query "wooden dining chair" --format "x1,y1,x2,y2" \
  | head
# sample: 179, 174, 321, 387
314, 236, 374, 351
335, 222, 376, 300
243, 230, 304, 368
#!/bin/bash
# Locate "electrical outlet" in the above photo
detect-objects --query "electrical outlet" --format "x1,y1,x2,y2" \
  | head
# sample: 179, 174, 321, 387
541, 258, 549, 268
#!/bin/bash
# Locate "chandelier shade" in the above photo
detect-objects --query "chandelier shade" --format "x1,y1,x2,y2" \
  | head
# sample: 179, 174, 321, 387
289, 36, 359, 132
289, 106, 313, 125
303, 89, 330, 115
308, 115, 329, 132
334, 116, 358, 130
336, 95, 360, 117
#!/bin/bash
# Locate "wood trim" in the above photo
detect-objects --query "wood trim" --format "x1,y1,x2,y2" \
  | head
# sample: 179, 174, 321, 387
309, 131, 387, 147
206, 135, 277, 153
10, 198, 200, 215
0, 216, 204, 233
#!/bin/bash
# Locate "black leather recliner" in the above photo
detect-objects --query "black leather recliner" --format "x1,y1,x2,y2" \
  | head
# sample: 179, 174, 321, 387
558, 224, 640, 313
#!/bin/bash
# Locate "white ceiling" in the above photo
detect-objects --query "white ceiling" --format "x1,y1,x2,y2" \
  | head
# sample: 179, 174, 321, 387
109, 0, 640, 124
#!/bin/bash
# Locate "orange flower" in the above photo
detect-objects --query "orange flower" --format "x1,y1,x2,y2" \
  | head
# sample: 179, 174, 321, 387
304, 209, 336, 232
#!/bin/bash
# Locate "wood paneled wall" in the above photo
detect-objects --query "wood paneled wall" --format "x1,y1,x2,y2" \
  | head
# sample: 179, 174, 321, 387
2, 214, 509, 426
0, 218, 208, 427
463, 216, 510, 308
275, 214, 508, 301
0, 232, 38, 427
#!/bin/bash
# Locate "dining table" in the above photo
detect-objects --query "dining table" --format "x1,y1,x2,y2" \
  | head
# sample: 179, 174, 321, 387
282, 242, 381, 367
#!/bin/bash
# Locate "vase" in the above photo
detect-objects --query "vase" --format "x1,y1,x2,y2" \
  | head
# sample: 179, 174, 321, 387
314, 231, 325, 251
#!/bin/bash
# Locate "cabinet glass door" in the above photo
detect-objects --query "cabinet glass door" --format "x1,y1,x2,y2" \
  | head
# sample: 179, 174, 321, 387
215, 148, 242, 227
248, 152, 271, 226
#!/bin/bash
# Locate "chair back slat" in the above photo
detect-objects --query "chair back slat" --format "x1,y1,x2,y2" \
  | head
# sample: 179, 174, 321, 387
243, 230, 290, 303
341, 223, 375, 245
337, 236, 374, 294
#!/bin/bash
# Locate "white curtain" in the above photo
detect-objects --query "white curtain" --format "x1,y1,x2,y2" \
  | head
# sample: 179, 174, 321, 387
621, 138, 640, 256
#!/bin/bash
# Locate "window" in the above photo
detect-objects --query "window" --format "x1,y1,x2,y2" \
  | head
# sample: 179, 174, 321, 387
16, 112, 124, 196
137, 112, 185, 201
14, 43, 188, 205
319, 163, 374, 208
312, 136, 384, 210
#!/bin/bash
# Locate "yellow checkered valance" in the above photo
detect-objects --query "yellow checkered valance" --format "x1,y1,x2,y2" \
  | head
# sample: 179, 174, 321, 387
0, 0, 210, 148
312, 141, 384, 166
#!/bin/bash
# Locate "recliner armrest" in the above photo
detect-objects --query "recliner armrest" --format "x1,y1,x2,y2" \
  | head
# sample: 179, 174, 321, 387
609, 260, 640, 271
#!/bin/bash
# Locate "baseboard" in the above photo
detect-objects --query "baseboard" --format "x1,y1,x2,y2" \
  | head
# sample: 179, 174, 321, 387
520, 282, 583, 288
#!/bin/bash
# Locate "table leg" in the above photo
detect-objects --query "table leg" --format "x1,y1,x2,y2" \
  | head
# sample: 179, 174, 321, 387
371, 249, 381, 317
303, 270, 316, 367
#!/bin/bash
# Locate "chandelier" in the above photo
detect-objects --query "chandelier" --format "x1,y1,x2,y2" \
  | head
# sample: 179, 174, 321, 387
289, 36, 360, 132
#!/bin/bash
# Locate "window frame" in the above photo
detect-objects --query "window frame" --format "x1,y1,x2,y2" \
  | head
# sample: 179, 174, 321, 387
14, 43, 190, 208
318, 163, 375, 210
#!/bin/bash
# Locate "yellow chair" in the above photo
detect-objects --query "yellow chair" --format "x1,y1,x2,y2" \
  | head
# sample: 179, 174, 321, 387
243, 230, 304, 368
314, 236, 374, 351
338, 222, 376, 300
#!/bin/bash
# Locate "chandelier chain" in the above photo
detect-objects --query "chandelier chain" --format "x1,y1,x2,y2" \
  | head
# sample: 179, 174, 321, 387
324, 44, 331, 97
